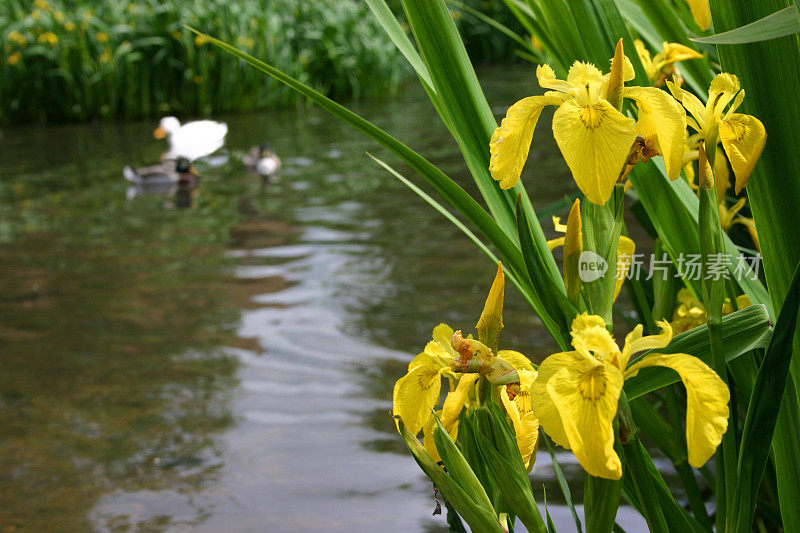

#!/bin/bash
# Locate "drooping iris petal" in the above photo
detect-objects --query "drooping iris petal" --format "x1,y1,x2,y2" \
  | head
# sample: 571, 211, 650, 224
440, 373, 479, 430
623, 86, 687, 181
685, 0, 711, 31
422, 410, 458, 463
719, 113, 767, 193
551, 100, 637, 205
392, 363, 443, 435
625, 353, 729, 467
500, 385, 539, 471
534, 351, 624, 479
489, 94, 564, 189
497, 349, 535, 372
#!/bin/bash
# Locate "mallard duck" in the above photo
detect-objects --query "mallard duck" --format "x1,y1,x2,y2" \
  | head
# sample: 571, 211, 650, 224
124, 157, 197, 186
153, 116, 228, 161
243, 142, 281, 176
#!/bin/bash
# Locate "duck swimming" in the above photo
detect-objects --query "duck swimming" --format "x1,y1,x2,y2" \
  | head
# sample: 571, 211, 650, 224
124, 157, 197, 186
243, 142, 281, 176
153, 116, 228, 161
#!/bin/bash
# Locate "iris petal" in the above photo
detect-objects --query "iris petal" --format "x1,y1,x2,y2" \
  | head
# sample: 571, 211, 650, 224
489, 94, 564, 189
719, 113, 766, 193
392, 364, 443, 436
534, 351, 624, 479
551, 100, 637, 204
623, 86, 687, 181
625, 353, 729, 467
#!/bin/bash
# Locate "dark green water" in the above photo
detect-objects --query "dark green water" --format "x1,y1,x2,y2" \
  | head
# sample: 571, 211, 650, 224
0, 66, 649, 531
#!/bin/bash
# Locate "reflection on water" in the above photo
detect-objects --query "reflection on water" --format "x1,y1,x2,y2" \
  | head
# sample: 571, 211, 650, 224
0, 66, 649, 531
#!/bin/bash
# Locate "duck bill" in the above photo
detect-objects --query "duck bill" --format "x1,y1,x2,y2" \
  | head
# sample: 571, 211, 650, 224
153, 126, 167, 139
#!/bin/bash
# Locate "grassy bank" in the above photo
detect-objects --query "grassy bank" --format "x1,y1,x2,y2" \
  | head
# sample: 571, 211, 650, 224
0, 0, 410, 123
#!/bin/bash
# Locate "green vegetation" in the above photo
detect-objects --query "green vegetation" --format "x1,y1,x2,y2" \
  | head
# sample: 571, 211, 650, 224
0, 0, 408, 123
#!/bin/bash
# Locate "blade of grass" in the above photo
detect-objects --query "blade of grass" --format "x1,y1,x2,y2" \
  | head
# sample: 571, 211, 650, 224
692, 6, 799, 44
731, 261, 800, 532
710, 2, 800, 528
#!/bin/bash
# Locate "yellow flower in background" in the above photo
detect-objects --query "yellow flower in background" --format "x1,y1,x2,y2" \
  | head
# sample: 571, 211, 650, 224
669, 73, 766, 193
490, 40, 686, 205
64, 21, 75, 32
33, 0, 50, 10
7, 30, 27, 46
100, 49, 111, 64
532, 313, 729, 479
54, 10, 65, 23
670, 288, 752, 334
685, 0, 711, 31
7, 51, 22, 66
96, 31, 110, 43
634, 40, 702, 86
719, 198, 759, 249
37, 32, 58, 45
194, 34, 208, 47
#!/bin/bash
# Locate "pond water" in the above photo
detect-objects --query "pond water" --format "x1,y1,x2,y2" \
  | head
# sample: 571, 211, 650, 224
0, 66, 650, 531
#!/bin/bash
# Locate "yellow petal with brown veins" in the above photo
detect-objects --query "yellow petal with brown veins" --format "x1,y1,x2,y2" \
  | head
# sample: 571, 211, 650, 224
489, 94, 565, 189
551, 100, 637, 205
719, 113, 766, 193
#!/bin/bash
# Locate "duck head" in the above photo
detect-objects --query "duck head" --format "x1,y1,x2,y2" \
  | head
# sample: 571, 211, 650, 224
260, 142, 274, 157
154, 116, 181, 139
175, 157, 198, 186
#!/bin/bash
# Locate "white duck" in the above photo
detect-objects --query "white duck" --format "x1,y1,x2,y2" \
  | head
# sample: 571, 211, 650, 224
154, 116, 228, 161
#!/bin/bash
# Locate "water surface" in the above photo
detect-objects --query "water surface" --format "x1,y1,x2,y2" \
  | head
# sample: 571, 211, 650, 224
0, 66, 649, 531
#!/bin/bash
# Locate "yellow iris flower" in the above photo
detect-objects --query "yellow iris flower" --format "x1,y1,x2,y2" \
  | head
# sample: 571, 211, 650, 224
671, 288, 752, 334
392, 265, 538, 467
490, 42, 686, 205
669, 73, 766, 194
532, 313, 729, 479
634, 40, 702, 86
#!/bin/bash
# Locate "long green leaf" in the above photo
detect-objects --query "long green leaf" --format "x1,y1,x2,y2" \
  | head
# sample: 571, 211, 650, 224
692, 6, 799, 44
710, 2, 800, 528
397, 419, 505, 533
731, 262, 800, 532
542, 436, 583, 533
448, 0, 541, 56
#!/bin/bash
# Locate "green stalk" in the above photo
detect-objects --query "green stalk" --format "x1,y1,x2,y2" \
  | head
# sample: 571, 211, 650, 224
698, 155, 736, 530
